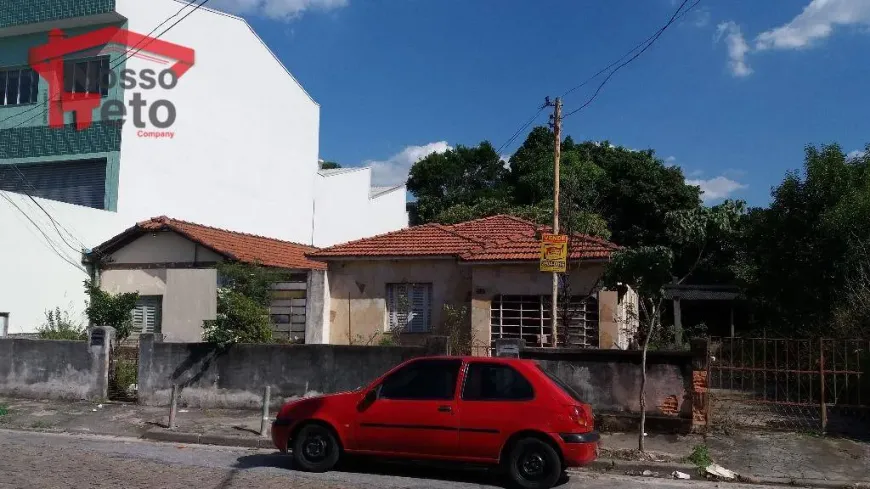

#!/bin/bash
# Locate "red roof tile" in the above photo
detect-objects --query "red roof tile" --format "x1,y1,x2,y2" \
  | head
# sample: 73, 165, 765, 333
311, 214, 619, 262
101, 216, 326, 270
309, 223, 485, 258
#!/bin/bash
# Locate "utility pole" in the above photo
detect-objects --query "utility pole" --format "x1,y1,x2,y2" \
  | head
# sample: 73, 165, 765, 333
550, 97, 562, 348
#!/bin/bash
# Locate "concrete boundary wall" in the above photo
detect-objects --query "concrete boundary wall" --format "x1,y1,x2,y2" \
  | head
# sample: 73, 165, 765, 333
137, 334, 441, 409
508, 340, 707, 432
0, 330, 111, 401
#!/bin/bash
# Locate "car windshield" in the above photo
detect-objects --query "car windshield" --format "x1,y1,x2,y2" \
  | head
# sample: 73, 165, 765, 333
537, 365, 584, 403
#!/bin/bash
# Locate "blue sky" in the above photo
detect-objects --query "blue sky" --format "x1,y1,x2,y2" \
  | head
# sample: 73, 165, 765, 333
208, 0, 870, 206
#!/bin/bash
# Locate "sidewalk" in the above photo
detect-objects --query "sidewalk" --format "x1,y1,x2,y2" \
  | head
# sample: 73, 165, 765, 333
2, 396, 868, 486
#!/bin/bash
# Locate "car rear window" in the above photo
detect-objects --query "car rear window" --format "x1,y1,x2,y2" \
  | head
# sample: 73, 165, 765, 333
537, 365, 585, 403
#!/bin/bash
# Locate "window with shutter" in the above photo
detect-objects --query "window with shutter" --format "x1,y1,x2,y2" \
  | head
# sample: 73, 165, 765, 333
386, 283, 432, 333
130, 296, 162, 335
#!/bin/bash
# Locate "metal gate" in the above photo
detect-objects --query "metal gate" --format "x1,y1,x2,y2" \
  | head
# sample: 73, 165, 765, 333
708, 337, 870, 436
107, 345, 139, 402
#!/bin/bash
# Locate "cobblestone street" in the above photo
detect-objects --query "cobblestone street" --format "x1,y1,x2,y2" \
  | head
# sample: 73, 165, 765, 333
0, 429, 788, 489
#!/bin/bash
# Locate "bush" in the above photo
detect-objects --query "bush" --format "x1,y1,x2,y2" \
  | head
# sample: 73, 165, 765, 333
37, 307, 87, 341
84, 280, 139, 342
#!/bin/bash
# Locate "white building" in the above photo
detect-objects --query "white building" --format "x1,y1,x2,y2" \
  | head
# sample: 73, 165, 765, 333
0, 0, 407, 335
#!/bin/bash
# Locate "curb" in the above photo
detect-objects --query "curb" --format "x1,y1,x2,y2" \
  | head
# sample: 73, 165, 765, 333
142, 429, 274, 449
575, 459, 870, 489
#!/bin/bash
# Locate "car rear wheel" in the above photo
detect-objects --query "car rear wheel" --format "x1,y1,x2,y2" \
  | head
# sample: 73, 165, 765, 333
505, 437, 562, 489
291, 423, 340, 473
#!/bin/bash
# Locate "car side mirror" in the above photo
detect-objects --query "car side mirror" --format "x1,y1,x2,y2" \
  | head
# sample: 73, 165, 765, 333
357, 386, 378, 412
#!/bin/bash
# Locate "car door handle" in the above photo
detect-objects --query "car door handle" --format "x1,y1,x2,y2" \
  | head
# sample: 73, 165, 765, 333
437, 405, 452, 413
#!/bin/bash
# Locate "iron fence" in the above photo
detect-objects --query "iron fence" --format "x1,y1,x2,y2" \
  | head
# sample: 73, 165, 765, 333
708, 337, 870, 437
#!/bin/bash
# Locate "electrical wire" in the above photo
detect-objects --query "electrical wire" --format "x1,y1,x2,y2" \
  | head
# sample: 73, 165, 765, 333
562, 0, 699, 119
495, 105, 547, 156
0, 0, 213, 258
0, 189, 87, 274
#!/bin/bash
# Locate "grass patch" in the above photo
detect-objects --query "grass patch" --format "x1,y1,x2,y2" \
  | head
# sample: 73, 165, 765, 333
687, 444, 713, 470
0, 405, 8, 416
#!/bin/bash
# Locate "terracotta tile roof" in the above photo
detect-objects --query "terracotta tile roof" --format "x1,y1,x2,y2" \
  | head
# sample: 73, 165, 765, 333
311, 214, 619, 262
309, 223, 485, 258
109, 216, 326, 270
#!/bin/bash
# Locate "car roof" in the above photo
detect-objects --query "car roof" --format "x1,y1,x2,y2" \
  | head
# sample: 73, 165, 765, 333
409, 355, 537, 365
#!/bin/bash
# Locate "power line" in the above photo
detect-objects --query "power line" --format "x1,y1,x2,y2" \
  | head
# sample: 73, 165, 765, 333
563, 0, 699, 119
495, 104, 547, 156
0, 189, 87, 274
0, 0, 212, 257
560, 0, 700, 99
0, 0, 206, 127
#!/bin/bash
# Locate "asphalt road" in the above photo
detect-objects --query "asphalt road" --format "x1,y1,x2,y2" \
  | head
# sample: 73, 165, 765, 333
0, 429, 775, 489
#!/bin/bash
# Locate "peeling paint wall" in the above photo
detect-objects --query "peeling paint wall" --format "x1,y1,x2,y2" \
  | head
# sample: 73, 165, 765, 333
525, 348, 695, 421
0, 338, 106, 400
137, 334, 426, 409
325, 260, 471, 345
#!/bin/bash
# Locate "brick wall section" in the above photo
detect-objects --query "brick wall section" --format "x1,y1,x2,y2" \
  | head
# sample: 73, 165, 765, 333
692, 370, 708, 427
658, 394, 680, 416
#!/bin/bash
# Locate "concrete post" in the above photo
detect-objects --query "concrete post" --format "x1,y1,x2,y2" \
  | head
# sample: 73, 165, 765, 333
88, 326, 115, 400
169, 384, 179, 429
260, 386, 271, 437
138, 333, 155, 405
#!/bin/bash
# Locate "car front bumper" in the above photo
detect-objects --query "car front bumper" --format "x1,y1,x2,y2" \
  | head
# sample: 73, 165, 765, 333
557, 431, 600, 467
271, 418, 294, 452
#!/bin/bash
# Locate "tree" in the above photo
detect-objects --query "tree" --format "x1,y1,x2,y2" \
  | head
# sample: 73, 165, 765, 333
84, 280, 140, 342
407, 141, 509, 224
203, 262, 279, 346
407, 127, 701, 247
38, 306, 88, 341
320, 161, 342, 170
736, 143, 870, 336
604, 202, 742, 451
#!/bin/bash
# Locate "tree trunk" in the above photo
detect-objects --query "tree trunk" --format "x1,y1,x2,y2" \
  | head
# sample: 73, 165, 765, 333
638, 302, 658, 452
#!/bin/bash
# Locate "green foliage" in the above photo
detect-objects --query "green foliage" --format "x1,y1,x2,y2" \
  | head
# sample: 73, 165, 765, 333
407, 127, 703, 249
320, 161, 342, 170
203, 262, 277, 346
0, 405, 7, 417
438, 304, 473, 355
37, 307, 87, 341
407, 141, 509, 224
113, 358, 137, 391
687, 444, 713, 469
736, 143, 870, 336
84, 280, 139, 342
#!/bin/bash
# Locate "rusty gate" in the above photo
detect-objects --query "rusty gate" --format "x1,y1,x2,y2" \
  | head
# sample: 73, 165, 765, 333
707, 337, 870, 436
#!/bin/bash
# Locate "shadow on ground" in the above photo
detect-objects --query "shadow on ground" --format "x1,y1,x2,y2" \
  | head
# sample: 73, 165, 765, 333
233, 452, 571, 488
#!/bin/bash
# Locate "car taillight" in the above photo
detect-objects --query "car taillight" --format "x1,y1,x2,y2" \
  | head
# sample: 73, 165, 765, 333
570, 405, 592, 429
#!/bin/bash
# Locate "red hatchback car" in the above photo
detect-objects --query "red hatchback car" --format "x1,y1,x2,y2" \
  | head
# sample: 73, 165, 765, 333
272, 356, 599, 489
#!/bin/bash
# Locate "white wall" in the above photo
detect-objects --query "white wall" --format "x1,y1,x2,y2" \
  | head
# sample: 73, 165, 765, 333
0, 1, 410, 333
0, 193, 128, 334
312, 167, 409, 247
114, 0, 321, 243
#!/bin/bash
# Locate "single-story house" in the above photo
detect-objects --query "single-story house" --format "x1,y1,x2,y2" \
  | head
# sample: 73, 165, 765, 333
83, 216, 327, 343
307, 215, 638, 353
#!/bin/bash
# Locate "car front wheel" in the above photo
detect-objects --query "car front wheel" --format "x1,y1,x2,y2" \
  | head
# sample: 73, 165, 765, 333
291, 423, 340, 473
505, 437, 562, 489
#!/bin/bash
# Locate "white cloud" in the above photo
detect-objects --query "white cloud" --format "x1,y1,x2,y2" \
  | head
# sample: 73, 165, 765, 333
665, 155, 677, 163
755, 0, 870, 50
848, 149, 867, 159
716, 21, 753, 77
205, 0, 348, 20
687, 176, 747, 201
694, 8, 711, 28
366, 142, 451, 187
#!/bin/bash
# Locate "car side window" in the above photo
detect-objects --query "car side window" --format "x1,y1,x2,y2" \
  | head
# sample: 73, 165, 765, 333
378, 359, 462, 400
461, 363, 534, 401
